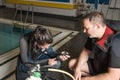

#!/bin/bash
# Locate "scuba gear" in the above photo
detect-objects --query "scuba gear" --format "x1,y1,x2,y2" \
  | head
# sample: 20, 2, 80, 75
25, 63, 75, 80
26, 64, 42, 80
25, 51, 73, 80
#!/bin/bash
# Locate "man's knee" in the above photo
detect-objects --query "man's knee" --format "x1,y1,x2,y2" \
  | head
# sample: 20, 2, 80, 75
68, 59, 77, 70
81, 63, 90, 76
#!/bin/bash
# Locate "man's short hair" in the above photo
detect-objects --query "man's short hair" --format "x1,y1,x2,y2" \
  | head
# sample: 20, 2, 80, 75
83, 11, 106, 26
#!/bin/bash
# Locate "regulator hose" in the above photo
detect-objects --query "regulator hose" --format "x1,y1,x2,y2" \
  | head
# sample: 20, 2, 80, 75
48, 68, 75, 80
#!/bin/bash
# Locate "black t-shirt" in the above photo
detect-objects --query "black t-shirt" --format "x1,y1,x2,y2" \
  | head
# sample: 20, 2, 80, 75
110, 32, 120, 68
85, 32, 120, 73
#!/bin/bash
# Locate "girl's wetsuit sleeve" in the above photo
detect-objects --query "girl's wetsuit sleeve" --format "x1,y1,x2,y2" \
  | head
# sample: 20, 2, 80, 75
19, 36, 49, 67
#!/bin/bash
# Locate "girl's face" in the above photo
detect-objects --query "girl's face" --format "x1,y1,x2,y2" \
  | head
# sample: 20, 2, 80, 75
37, 43, 51, 50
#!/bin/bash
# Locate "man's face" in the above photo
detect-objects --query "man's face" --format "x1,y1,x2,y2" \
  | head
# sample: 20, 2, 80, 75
83, 19, 98, 38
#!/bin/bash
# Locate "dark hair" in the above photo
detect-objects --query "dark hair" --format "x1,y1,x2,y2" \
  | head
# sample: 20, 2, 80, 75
29, 26, 53, 59
34, 26, 53, 45
83, 11, 106, 26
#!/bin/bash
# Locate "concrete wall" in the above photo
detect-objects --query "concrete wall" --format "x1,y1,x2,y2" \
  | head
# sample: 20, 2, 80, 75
5, 0, 78, 17
0, 0, 3, 6
0, 0, 5, 6
85, 0, 120, 20
4, 0, 120, 20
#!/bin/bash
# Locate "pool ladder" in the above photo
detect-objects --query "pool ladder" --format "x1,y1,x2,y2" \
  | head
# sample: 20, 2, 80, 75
14, 4, 34, 24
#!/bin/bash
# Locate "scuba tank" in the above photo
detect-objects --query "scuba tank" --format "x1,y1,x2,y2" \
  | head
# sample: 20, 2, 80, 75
26, 64, 42, 80
26, 71, 42, 80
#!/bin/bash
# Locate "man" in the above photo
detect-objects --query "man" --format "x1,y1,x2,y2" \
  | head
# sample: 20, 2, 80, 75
69, 11, 120, 80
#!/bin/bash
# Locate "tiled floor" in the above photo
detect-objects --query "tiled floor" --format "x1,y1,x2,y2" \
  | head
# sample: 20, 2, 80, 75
0, 6, 87, 80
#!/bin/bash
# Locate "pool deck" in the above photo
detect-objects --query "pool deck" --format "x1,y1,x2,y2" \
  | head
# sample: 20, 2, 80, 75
0, 7, 88, 80
0, 18, 79, 80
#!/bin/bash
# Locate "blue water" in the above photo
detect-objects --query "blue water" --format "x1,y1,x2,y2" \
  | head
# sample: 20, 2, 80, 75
0, 23, 32, 55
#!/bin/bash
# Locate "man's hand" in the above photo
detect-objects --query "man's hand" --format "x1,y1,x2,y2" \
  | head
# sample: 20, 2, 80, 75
74, 67, 82, 80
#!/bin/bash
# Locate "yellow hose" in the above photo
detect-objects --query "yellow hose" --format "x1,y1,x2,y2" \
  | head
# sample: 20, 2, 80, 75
48, 68, 75, 80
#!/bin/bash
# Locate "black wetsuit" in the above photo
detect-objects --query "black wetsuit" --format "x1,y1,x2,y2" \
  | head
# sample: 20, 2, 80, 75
15, 32, 59, 80
86, 27, 120, 75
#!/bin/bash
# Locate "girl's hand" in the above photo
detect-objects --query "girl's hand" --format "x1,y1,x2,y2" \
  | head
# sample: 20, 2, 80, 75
48, 58, 57, 66
59, 54, 70, 61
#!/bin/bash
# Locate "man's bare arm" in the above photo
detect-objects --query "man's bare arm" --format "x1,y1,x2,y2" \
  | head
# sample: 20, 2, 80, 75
81, 68, 120, 80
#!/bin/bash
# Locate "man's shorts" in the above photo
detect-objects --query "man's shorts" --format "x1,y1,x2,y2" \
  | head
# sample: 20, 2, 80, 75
87, 59, 97, 75
87, 59, 107, 75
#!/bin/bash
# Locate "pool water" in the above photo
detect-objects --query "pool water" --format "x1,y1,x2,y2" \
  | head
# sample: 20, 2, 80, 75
0, 23, 32, 55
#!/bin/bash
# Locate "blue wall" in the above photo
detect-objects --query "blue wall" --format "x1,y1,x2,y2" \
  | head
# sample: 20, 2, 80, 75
44, 0, 70, 2
86, 0, 109, 4
86, 0, 109, 9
